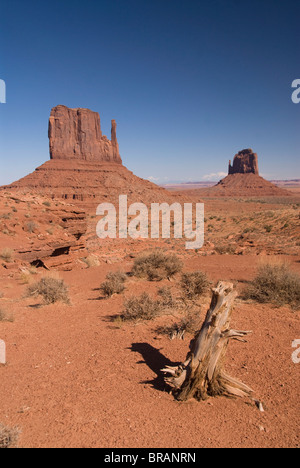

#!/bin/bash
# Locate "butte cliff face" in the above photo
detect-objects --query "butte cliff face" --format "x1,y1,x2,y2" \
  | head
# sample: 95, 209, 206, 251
228, 149, 259, 175
49, 105, 122, 164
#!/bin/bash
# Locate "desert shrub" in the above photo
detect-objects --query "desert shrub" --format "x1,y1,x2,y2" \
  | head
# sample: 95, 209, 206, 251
121, 293, 161, 322
100, 271, 127, 297
43, 201, 51, 207
181, 271, 210, 300
156, 308, 201, 339
132, 250, 183, 281
82, 255, 100, 268
0, 424, 19, 448
25, 221, 38, 233
20, 272, 31, 284
26, 277, 70, 305
0, 213, 11, 220
0, 308, 13, 323
243, 262, 300, 309
215, 245, 236, 255
0, 308, 6, 322
0, 248, 13, 263
157, 286, 176, 308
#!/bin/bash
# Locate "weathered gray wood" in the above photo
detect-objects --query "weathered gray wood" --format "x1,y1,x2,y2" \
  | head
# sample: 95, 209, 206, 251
162, 281, 253, 401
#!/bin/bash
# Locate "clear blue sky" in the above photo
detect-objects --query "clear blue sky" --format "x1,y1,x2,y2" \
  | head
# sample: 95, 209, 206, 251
0, 0, 299, 185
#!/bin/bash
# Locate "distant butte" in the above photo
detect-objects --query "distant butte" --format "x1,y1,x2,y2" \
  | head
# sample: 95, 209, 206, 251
188, 149, 290, 197
228, 149, 259, 175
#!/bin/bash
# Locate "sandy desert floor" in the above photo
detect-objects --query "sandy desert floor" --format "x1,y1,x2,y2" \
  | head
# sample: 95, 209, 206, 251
0, 190, 299, 448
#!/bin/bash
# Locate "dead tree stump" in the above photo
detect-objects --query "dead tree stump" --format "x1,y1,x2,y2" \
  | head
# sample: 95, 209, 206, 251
162, 281, 253, 401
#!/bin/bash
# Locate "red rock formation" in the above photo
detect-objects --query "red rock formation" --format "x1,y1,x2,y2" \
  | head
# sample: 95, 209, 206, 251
212, 173, 290, 196
228, 149, 259, 175
4, 159, 186, 206
0, 192, 87, 271
48, 105, 122, 164
190, 149, 290, 197
3, 105, 186, 206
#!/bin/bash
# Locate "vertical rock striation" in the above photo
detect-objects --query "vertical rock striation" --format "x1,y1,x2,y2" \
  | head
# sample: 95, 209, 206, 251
48, 105, 122, 163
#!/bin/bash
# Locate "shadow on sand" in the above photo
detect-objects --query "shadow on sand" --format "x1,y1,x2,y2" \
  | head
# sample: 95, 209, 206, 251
129, 342, 180, 392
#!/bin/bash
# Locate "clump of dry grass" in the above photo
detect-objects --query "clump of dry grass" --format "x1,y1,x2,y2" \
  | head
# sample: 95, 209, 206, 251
0, 424, 20, 448
132, 250, 183, 281
0, 307, 14, 323
156, 310, 201, 340
215, 245, 236, 255
181, 271, 211, 300
24, 221, 38, 233
100, 271, 127, 298
121, 293, 161, 322
0, 248, 13, 263
157, 286, 177, 309
156, 307, 202, 340
82, 255, 100, 268
26, 277, 70, 305
243, 261, 300, 309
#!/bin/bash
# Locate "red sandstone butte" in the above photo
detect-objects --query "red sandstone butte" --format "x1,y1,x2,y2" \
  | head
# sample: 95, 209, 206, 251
3, 105, 186, 206
228, 149, 259, 175
48, 105, 122, 164
187, 149, 290, 197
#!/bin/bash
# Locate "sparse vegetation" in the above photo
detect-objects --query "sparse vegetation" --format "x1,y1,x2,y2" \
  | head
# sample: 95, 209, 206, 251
82, 255, 100, 268
26, 277, 70, 305
0, 424, 19, 448
121, 292, 161, 322
181, 271, 211, 300
215, 245, 236, 255
157, 286, 176, 309
156, 307, 201, 339
132, 250, 183, 281
25, 221, 38, 233
0, 248, 13, 263
20, 272, 31, 284
243, 262, 300, 309
100, 271, 127, 297
0, 213, 12, 220
0, 307, 13, 323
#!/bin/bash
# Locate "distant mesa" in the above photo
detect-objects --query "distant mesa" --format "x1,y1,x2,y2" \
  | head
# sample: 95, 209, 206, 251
228, 149, 259, 175
49, 105, 122, 164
